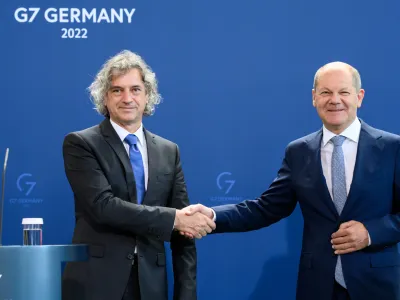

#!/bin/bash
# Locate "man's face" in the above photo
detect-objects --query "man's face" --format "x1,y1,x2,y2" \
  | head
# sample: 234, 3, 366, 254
312, 67, 364, 134
105, 68, 147, 128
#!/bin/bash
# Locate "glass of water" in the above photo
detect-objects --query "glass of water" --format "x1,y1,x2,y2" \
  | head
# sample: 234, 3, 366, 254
22, 218, 43, 246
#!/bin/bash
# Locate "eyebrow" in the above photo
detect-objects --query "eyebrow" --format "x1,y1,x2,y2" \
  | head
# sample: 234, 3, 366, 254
318, 87, 351, 92
109, 85, 143, 90
318, 88, 332, 92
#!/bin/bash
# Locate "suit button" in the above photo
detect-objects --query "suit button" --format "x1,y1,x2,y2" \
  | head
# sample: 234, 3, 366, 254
127, 254, 134, 260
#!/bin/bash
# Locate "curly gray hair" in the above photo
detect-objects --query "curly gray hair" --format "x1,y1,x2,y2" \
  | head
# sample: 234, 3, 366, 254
88, 50, 162, 117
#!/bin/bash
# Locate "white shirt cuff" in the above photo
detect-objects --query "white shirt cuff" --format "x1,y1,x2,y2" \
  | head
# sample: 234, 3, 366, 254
211, 209, 216, 222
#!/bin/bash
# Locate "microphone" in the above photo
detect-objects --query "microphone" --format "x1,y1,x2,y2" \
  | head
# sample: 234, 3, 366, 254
0, 148, 9, 246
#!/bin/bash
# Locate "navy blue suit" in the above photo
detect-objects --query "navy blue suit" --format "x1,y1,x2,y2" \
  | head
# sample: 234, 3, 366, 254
213, 120, 400, 300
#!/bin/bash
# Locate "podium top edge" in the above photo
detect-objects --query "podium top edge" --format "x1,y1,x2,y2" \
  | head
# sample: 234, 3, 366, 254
0, 244, 89, 262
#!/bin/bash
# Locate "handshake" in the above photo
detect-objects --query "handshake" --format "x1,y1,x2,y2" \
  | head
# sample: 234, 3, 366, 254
174, 204, 215, 239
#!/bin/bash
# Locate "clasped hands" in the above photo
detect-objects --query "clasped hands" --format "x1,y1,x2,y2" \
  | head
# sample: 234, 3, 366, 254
174, 204, 214, 239
175, 204, 370, 254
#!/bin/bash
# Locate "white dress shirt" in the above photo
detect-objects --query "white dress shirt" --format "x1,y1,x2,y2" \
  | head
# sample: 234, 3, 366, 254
321, 118, 361, 199
110, 119, 149, 190
110, 119, 149, 254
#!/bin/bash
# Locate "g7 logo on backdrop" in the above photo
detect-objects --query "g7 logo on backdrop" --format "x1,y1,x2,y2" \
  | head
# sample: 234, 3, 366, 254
209, 172, 243, 203
217, 172, 235, 194
17, 173, 36, 196
9, 173, 43, 206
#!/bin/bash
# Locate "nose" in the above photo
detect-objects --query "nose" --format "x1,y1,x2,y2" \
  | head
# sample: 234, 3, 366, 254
121, 90, 133, 103
329, 93, 341, 105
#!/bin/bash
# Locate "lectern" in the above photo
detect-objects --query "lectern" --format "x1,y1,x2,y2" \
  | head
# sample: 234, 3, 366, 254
0, 245, 88, 300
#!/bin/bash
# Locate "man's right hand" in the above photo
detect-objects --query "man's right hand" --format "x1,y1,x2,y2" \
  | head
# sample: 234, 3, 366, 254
183, 204, 214, 219
176, 204, 215, 239
174, 209, 216, 239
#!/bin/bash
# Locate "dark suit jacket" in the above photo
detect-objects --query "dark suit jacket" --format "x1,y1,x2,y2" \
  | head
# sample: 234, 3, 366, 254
62, 119, 196, 300
213, 120, 400, 300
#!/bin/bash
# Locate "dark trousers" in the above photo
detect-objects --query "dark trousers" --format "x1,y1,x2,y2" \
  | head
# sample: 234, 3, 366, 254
332, 281, 351, 300
122, 255, 141, 300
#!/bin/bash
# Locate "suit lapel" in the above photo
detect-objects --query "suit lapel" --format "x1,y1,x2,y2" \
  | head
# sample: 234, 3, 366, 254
306, 130, 340, 220
142, 129, 159, 205
100, 119, 137, 203
341, 121, 383, 217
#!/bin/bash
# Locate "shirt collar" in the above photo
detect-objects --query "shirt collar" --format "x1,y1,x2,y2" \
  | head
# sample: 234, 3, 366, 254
322, 118, 361, 147
109, 119, 145, 146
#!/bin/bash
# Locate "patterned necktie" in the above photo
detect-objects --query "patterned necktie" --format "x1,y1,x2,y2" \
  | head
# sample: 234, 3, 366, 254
331, 135, 347, 288
124, 134, 145, 204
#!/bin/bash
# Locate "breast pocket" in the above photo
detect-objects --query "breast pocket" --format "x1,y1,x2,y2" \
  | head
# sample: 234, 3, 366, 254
292, 166, 318, 190
157, 172, 174, 184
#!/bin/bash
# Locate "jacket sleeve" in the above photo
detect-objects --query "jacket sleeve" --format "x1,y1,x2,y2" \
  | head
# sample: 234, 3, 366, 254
364, 140, 400, 248
213, 145, 297, 233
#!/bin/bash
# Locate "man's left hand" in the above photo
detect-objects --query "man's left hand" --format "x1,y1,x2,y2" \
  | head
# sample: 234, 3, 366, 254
331, 220, 369, 254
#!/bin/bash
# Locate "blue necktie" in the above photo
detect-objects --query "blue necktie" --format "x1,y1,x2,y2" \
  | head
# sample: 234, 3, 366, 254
124, 134, 145, 204
331, 135, 347, 288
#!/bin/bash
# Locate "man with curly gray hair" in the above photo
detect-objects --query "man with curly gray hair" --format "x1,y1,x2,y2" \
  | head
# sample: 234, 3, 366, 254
61, 50, 214, 300
88, 50, 162, 118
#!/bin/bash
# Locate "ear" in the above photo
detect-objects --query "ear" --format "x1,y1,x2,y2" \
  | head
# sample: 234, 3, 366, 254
312, 89, 316, 107
356, 89, 365, 108
103, 95, 109, 110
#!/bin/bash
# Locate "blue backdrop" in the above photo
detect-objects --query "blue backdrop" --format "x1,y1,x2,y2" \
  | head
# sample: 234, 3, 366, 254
1, 0, 400, 299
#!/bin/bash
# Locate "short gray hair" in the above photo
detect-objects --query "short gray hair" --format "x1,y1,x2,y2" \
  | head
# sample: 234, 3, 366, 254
313, 61, 362, 92
88, 50, 162, 117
